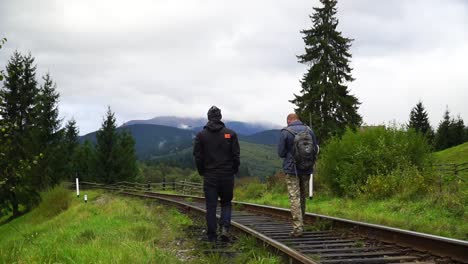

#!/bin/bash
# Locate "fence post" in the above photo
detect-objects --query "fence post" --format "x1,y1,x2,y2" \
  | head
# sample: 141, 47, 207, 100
172, 181, 176, 191
76, 177, 80, 197
163, 177, 166, 191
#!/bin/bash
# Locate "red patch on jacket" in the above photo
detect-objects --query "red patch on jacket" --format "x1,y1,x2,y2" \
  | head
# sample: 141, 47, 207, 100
224, 134, 231, 139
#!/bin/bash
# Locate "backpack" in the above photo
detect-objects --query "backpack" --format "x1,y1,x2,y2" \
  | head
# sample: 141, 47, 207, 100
283, 126, 317, 171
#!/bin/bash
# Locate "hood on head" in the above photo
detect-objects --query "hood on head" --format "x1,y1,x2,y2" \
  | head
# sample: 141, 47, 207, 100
204, 120, 225, 132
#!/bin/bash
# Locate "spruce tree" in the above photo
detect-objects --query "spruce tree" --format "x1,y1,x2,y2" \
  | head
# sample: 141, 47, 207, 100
435, 108, 452, 150
74, 140, 96, 182
96, 106, 119, 183
64, 119, 79, 180
115, 130, 137, 181
0, 51, 40, 216
32, 73, 63, 186
408, 101, 434, 143
450, 115, 465, 147
291, 0, 362, 143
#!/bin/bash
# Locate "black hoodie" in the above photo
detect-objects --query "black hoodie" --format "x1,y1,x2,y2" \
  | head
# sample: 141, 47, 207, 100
193, 120, 240, 177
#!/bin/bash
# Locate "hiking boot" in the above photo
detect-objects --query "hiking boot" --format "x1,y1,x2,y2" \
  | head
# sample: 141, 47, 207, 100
289, 229, 303, 237
220, 226, 230, 242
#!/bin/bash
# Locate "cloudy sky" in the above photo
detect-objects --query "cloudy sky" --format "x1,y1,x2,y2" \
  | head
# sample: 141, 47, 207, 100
1, 0, 467, 135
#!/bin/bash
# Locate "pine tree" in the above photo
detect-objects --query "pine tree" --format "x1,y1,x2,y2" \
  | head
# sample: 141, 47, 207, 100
74, 140, 96, 182
96, 106, 119, 183
32, 73, 63, 187
63, 119, 79, 180
435, 109, 451, 150
408, 101, 434, 143
291, 0, 362, 143
450, 115, 465, 147
115, 130, 137, 181
0, 51, 40, 216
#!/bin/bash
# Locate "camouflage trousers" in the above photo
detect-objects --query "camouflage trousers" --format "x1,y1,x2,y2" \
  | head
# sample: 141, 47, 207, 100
285, 173, 311, 232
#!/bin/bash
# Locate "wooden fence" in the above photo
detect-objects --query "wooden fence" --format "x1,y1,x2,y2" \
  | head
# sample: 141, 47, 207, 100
74, 180, 203, 196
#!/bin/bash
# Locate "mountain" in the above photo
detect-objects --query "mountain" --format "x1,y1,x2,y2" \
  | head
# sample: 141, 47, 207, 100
123, 116, 206, 130
80, 124, 195, 159
79, 123, 283, 179
240, 129, 281, 145
122, 116, 280, 136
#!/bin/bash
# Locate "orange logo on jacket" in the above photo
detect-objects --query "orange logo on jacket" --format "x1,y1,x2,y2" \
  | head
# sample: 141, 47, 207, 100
224, 134, 231, 139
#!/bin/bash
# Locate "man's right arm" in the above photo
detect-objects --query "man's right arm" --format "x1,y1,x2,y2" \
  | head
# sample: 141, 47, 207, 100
193, 133, 204, 175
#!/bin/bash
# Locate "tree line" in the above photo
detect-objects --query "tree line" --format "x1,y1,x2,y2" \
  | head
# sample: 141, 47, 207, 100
408, 101, 467, 151
0, 45, 137, 218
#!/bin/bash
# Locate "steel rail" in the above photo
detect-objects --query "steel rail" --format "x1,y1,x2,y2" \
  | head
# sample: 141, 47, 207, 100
140, 191, 468, 263
120, 191, 317, 264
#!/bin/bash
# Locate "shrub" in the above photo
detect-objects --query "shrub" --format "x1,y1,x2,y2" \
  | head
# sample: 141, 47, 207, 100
362, 165, 432, 200
34, 185, 72, 219
317, 126, 433, 197
235, 177, 267, 200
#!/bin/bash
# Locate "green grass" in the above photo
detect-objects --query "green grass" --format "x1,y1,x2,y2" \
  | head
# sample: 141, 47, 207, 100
235, 189, 467, 241
434, 142, 468, 164
0, 186, 285, 263
0, 187, 192, 263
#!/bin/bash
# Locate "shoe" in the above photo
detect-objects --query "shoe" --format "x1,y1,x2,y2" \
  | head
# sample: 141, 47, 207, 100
220, 226, 230, 242
289, 229, 303, 237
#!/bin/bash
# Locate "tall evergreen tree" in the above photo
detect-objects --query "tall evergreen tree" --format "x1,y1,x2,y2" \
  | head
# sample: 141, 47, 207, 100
434, 108, 451, 150
96, 106, 119, 183
0, 51, 40, 216
63, 119, 80, 180
32, 73, 63, 187
74, 140, 96, 182
408, 101, 434, 143
291, 0, 362, 143
450, 115, 465, 147
115, 130, 137, 181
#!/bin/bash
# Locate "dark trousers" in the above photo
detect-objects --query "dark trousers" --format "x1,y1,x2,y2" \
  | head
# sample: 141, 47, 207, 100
203, 175, 234, 240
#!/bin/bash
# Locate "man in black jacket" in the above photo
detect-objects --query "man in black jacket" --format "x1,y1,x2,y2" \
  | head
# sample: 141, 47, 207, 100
193, 106, 240, 242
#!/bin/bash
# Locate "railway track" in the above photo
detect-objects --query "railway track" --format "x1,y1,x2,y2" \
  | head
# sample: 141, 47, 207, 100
77, 183, 468, 264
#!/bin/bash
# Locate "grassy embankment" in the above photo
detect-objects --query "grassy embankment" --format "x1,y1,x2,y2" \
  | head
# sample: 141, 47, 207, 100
235, 142, 468, 241
0, 186, 281, 264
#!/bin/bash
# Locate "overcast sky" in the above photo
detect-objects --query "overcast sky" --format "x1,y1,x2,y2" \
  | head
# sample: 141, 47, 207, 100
1, 0, 467, 135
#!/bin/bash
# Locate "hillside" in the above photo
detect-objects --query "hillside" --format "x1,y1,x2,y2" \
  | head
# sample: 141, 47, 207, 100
434, 142, 468, 164
80, 124, 195, 159
150, 141, 282, 180
239, 129, 281, 145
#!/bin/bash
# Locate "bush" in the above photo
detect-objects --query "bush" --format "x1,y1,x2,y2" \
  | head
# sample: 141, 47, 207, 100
362, 165, 432, 200
34, 185, 72, 219
235, 177, 267, 200
317, 126, 433, 197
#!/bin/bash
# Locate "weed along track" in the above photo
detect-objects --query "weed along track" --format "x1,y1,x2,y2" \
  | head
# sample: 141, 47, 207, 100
75, 182, 468, 264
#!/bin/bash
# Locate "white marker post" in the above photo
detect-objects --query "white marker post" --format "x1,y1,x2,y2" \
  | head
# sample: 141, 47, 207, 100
84, 194, 88, 203
76, 178, 80, 197
309, 174, 313, 199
